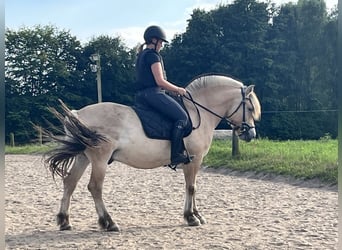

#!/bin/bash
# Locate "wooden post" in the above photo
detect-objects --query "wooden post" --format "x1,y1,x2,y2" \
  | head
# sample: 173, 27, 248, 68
38, 126, 42, 145
96, 58, 102, 103
232, 128, 240, 156
10, 132, 15, 147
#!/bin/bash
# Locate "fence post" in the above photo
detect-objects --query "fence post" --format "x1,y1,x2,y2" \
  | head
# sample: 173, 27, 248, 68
38, 126, 42, 145
232, 128, 240, 156
10, 132, 15, 147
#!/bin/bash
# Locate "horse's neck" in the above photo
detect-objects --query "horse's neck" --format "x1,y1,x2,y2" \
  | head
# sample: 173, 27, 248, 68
186, 86, 240, 129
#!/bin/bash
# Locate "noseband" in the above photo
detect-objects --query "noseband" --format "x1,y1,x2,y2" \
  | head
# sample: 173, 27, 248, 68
183, 86, 255, 136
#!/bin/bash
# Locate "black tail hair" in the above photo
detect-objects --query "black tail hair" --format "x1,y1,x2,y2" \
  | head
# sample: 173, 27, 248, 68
39, 100, 108, 179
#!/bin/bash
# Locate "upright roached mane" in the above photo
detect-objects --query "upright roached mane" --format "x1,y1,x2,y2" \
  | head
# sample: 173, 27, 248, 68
43, 73, 261, 231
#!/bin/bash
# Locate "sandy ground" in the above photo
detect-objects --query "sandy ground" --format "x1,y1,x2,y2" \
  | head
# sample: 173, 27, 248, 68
5, 155, 337, 250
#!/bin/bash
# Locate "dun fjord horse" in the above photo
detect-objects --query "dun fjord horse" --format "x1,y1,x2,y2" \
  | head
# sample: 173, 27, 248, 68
45, 74, 261, 231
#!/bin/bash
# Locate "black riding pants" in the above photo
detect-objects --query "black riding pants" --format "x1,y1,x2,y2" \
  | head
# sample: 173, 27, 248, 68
136, 87, 189, 128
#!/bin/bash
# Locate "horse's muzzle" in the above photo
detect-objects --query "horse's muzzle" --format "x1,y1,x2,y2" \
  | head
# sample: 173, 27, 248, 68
238, 124, 256, 142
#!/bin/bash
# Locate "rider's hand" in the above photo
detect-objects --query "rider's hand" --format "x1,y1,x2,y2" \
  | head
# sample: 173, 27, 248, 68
177, 87, 187, 96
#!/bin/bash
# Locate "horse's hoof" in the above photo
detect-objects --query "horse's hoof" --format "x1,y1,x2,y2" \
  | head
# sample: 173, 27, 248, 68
107, 223, 120, 232
199, 217, 206, 224
194, 213, 206, 225
188, 219, 201, 226
185, 215, 201, 226
57, 212, 71, 231
99, 214, 120, 232
60, 224, 72, 231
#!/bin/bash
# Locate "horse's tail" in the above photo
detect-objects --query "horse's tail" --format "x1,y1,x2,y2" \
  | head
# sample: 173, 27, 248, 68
42, 100, 108, 179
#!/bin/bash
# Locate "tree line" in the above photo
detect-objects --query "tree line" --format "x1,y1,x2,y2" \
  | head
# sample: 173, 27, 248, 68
5, 0, 338, 144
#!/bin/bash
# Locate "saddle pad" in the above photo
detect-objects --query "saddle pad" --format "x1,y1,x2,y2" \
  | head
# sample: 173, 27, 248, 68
132, 96, 192, 140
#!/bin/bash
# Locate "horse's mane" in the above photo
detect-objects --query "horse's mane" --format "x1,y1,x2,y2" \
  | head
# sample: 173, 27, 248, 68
185, 73, 244, 93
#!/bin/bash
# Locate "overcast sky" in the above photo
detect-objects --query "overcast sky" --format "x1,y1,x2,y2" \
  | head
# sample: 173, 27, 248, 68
5, 0, 338, 48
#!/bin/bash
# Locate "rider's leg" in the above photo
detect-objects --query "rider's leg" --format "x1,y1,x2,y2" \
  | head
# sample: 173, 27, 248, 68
170, 120, 193, 165
141, 89, 195, 165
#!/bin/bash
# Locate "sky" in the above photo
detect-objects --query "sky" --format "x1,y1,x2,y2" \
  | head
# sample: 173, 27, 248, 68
5, 0, 338, 48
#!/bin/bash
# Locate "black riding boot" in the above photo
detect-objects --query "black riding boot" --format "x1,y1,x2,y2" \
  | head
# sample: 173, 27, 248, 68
170, 123, 194, 165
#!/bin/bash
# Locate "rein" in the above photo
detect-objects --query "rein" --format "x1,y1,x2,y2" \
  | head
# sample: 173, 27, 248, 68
183, 87, 254, 134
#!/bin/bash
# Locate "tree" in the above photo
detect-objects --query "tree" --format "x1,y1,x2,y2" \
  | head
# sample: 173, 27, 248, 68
5, 1, 338, 143
260, 0, 337, 139
163, 0, 337, 139
164, 0, 275, 86
83, 36, 136, 105
5, 25, 87, 144
162, 8, 222, 85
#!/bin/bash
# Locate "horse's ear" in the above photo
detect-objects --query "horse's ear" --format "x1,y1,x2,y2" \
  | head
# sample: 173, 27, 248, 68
245, 85, 255, 96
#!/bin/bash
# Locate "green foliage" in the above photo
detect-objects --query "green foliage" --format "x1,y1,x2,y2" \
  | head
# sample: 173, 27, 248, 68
5, 25, 136, 144
4, 0, 338, 144
5, 143, 53, 154
5, 25, 91, 143
83, 36, 136, 105
204, 139, 337, 184
258, 0, 337, 139
163, 0, 337, 139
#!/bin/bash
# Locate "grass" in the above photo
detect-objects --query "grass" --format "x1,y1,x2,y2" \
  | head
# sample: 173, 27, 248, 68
5, 143, 53, 154
203, 138, 338, 184
5, 139, 338, 184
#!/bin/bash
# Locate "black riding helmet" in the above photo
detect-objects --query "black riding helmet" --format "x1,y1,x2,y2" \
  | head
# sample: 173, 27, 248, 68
143, 25, 169, 44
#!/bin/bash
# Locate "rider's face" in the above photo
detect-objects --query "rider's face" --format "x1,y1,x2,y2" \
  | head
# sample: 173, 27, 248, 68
156, 40, 164, 52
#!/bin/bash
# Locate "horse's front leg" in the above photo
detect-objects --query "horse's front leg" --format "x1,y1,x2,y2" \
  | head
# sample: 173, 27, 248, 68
87, 153, 119, 232
192, 190, 206, 225
182, 162, 206, 226
57, 153, 89, 230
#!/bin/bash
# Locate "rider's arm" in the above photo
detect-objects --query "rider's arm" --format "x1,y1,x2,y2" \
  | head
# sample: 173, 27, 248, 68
151, 62, 186, 96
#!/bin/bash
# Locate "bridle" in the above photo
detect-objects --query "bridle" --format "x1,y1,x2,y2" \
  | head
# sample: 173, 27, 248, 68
183, 86, 255, 136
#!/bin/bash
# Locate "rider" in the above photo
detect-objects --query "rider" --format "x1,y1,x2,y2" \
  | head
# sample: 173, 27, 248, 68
135, 25, 193, 166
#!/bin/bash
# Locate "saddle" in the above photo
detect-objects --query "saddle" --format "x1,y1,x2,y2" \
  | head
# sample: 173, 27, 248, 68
132, 93, 193, 140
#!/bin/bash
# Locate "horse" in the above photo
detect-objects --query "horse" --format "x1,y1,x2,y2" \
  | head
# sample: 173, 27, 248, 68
44, 73, 261, 232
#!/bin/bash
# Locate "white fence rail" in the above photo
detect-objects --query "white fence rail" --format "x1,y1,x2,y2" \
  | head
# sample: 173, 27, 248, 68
213, 130, 232, 140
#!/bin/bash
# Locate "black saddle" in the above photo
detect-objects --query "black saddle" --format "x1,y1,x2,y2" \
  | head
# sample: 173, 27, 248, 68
132, 93, 193, 140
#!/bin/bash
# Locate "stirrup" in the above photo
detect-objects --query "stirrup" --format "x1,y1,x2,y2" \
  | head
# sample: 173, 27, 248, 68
171, 154, 194, 165
167, 154, 194, 171
166, 164, 178, 171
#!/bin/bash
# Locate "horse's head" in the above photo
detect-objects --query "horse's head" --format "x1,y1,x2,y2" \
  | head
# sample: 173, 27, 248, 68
226, 85, 261, 142
185, 74, 261, 142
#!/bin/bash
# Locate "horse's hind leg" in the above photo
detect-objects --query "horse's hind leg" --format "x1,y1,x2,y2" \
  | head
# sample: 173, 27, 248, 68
87, 154, 119, 232
183, 163, 206, 226
57, 153, 89, 230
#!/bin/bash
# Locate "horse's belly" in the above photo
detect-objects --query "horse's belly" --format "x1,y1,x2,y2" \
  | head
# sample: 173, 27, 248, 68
113, 137, 171, 169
